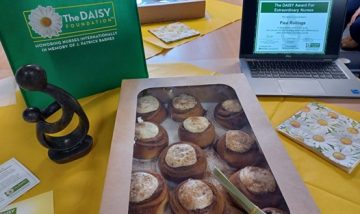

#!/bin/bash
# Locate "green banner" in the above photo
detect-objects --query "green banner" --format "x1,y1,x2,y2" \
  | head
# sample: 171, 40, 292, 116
11, 179, 30, 193
0, 0, 148, 108
0, 208, 17, 214
261, 2, 329, 13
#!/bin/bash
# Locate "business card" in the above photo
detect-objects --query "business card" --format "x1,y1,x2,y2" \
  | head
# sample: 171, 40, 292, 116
0, 158, 40, 210
0, 191, 53, 214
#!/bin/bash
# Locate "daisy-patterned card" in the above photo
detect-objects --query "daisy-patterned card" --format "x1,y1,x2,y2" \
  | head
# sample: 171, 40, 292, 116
277, 102, 360, 173
148, 22, 200, 43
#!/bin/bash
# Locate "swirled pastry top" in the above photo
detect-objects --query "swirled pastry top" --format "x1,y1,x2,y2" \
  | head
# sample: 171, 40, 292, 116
135, 122, 159, 140
225, 130, 254, 153
137, 95, 160, 114
165, 144, 197, 168
183, 117, 210, 133
130, 172, 159, 203
172, 94, 197, 110
239, 166, 276, 194
178, 179, 214, 210
221, 99, 242, 113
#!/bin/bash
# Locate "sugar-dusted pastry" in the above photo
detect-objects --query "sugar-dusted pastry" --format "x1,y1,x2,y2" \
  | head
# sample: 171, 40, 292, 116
215, 130, 260, 168
229, 166, 282, 208
133, 121, 169, 160
169, 94, 205, 122
178, 116, 215, 148
214, 99, 247, 129
170, 179, 225, 214
262, 207, 289, 214
158, 142, 207, 182
129, 171, 169, 214
136, 95, 167, 124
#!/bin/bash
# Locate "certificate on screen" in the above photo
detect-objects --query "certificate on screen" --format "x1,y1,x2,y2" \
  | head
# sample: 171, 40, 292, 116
254, 0, 332, 54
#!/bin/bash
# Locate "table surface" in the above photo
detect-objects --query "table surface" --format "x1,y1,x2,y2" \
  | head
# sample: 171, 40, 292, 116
0, 0, 359, 213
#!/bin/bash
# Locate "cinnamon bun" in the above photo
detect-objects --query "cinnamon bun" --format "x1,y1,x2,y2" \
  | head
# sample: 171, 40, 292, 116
129, 171, 169, 214
158, 142, 207, 182
169, 94, 205, 122
229, 166, 282, 208
136, 95, 167, 124
133, 121, 169, 159
170, 179, 225, 214
215, 130, 260, 168
214, 99, 247, 129
178, 116, 215, 148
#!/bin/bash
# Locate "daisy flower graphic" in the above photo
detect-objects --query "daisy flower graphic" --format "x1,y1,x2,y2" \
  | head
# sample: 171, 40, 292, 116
293, 105, 312, 118
284, 127, 330, 150
301, 105, 311, 112
306, 103, 329, 114
327, 111, 339, 119
305, 113, 339, 133
321, 145, 359, 168
303, 103, 339, 120
278, 112, 308, 131
331, 131, 359, 147
336, 118, 360, 137
285, 128, 312, 145
28, 6, 62, 38
302, 129, 337, 150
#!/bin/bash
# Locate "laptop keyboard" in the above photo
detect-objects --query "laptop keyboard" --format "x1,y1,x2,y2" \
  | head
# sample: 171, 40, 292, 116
248, 61, 347, 79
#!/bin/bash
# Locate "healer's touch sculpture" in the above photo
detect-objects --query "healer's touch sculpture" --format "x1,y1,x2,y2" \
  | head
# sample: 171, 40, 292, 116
15, 65, 93, 163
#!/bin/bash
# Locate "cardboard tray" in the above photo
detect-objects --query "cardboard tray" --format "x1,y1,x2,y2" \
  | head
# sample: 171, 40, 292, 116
138, 0, 205, 24
100, 74, 319, 213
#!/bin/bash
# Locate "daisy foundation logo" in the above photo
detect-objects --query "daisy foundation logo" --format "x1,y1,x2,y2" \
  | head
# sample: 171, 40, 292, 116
28, 6, 63, 38
23, 2, 118, 52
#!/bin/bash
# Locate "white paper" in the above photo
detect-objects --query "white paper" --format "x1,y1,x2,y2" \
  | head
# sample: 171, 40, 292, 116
254, 0, 332, 54
0, 191, 53, 214
0, 158, 40, 210
0, 76, 16, 107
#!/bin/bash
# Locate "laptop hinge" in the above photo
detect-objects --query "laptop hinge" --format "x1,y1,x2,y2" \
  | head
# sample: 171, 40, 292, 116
323, 59, 333, 62
245, 58, 335, 62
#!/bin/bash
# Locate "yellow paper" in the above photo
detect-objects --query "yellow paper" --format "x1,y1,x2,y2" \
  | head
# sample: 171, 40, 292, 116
143, 40, 163, 59
148, 63, 217, 77
142, 0, 242, 49
0, 191, 53, 214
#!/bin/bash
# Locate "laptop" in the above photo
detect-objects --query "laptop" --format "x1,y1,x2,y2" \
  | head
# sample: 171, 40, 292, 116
239, 0, 360, 97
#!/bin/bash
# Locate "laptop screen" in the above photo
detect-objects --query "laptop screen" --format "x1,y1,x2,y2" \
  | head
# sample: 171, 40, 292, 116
240, 0, 347, 59
254, 0, 332, 54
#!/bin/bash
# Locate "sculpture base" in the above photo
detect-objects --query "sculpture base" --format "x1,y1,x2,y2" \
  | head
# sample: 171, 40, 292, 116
48, 135, 93, 164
